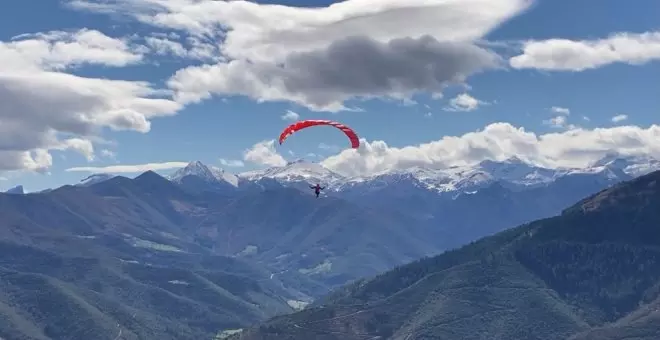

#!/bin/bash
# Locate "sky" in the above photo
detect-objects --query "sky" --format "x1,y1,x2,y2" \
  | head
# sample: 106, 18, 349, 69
0, 0, 659, 192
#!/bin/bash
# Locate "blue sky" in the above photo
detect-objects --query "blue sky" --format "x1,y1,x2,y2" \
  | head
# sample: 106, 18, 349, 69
0, 0, 659, 192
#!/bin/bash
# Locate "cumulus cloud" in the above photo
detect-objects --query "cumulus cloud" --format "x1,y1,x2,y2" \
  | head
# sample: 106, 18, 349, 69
243, 140, 287, 167
612, 114, 628, 123
66, 161, 188, 173
319, 143, 340, 152
100, 149, 117, 159
543, 115, 569, 129
71, 0, 531, 111
281, 110, 300, 121
144, 35, 221, 62
168, 35, 502, 111
219, 158, 245, 167
444, 93, 487, 112
551, 106, 570, 115
0, 29, 182, 172
7, 29, 143, 69
320, 122, 660, 177
542, 106, 577, 129
510, 31, 660, 71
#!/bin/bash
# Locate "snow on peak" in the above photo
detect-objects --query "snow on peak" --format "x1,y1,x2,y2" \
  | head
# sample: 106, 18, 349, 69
239, 159, 344, 185
343, 154, 656, 193
474, 157, 557, 185
224, 154, 659, 193
342, 157, 555, 192
588, 153, 660, 177
79, 173, 115, 187
169, 161, 238, 187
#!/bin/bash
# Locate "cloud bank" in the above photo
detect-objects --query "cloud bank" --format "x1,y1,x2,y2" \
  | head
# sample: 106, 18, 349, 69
66, 161, 188, 173
0, 28, 181, 172
71, 0, 532, 111
3, 0, 656, 176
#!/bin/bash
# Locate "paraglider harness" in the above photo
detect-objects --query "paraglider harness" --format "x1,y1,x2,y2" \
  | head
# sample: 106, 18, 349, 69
310, 184, 325, 198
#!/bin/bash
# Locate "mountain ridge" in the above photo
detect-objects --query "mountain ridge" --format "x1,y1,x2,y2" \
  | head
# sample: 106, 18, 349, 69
44, 153, 660, 196
231, 169, 660, 340
1, 156, 659, 339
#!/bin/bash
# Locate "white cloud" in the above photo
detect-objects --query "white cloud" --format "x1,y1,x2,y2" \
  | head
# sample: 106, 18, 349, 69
444, 93, 487, 112
168, 36, 502, 111
401, 98, 418, 106
54, 138, 96, 161
6, 29, 143, 70
219, 158, 245, 167
66, 161, 188, 173
543, 115, 569, 129
243, 140, 287, 167
612, 114, 628, 123
510, 31, 660, 71
0, 29, 182, 172
144, 35, 221, 62
320, 122, 660, 177
551, 106, 570, 115
145, 36, 187, 57
281, 110, 300, 121
543, 107, 576, 129
100, 149, 117, 159
72, 0, 531, 111
318, 143, 340, 152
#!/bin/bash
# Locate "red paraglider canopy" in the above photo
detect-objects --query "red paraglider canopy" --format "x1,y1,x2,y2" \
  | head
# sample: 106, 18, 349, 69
278, 120, 360, 149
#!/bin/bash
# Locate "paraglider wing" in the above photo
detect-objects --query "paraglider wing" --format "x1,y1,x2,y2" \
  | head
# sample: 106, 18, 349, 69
278, 120, 360, 149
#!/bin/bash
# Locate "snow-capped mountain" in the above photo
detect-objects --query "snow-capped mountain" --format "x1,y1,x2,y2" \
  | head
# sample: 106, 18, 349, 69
166, 161, 239, 194
163, 155, 660, 197
169, 160, 239, 187
78, 173, 116, 187
586, 153, 660, 177
338, 154, 660, 194
239, 159, 345, 188
338, 158, 557, 194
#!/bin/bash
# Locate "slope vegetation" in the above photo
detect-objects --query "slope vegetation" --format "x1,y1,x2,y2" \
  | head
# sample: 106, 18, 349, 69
0, 173, 309, 339
233, 170, 660, 340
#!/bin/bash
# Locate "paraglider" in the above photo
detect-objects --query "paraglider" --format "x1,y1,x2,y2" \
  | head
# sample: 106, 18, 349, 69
278, 119, 360, 149
310, 183, 325, 198
278, 119, 358, 199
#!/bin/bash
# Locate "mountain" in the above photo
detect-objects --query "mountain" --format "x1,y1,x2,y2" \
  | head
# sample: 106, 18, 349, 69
191, 187, 437, 287
329, 155, 657, 251
158, 157, 659, 284
238, 159, 345, 193
5, 184, 24, 194
78, 173, 116, 187
338, 154, 658, 195
168, 160, 239, 194
236, 154, 659, 193
232, 169, 660, 340
0, 167, 444, 339
337, 156, 556, 194
0, 173, 320, 340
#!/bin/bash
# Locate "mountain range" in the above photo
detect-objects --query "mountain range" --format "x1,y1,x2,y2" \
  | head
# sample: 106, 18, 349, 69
1, 154, 659, 339
0, 171, 327, 340
160, 153, 660, 253
116, 154, 660, 277
232, 168, 660, 340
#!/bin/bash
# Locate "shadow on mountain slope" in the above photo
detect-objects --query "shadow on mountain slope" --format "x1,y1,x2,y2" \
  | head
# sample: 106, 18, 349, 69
233, 170, 660, 340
